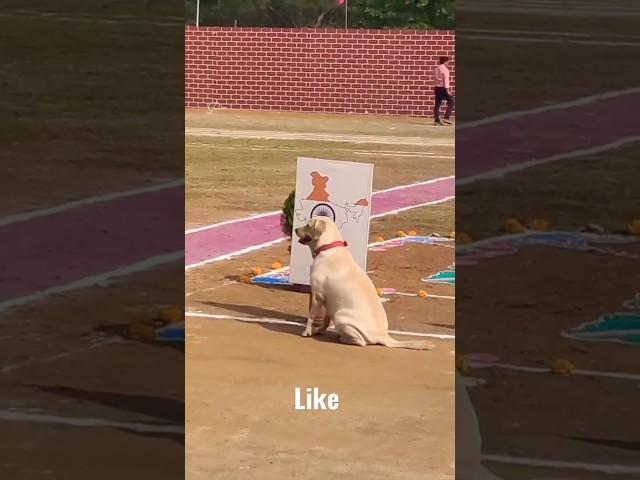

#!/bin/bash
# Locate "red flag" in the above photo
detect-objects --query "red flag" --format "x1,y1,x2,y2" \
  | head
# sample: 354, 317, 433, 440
337, 0, 345, 6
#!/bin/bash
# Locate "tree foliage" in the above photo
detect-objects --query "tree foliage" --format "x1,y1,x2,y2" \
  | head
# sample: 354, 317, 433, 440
186, 0, 454, 29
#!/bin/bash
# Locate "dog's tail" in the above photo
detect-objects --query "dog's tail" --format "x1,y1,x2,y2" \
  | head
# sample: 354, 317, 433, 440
377, 335, 435, 350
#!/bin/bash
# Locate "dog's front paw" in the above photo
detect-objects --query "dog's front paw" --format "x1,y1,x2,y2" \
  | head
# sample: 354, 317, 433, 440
301, 327, 313, 337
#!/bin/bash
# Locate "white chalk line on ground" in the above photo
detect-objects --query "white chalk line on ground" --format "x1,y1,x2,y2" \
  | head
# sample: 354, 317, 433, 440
185, 238, 289, 270
458, 28, 590, 38
458, 27, 640, 42
8, 89, 631, 306
185, 127, 453, 147
0, 410, 184, 434
459, 34, 640, 48
470, 361, 640, 382
0, 251, 183, 314
0, 179, 183, 227
186, 312, 455, 340
0, 10, 182, 27
185, 210, 281, 234
483, 454, 640, 474
457, 0, 640, 17
371, 195, 455, 218
185, 235, 453, 297
185, 195, 455, 269
373, 175, 454, 194
457, 87, 640, 130
457, 136, 640, 186
2, 338, 121, 374
185, 176, 454, 235
186, 142, 455, 158
185, 281, 237, 298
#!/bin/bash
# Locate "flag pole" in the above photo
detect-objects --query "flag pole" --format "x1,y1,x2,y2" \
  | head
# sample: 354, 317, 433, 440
345, 0, 348, 29
196, 0, 200, 27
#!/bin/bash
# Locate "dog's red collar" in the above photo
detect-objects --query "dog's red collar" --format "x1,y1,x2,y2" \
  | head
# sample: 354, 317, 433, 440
313, 241, 347, 257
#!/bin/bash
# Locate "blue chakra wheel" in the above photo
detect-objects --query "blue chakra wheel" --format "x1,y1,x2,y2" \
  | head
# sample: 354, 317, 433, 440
310, 203, 336, 222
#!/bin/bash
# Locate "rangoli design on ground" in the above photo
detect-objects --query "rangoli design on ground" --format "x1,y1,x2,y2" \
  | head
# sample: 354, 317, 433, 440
563, 293, 640, 346
422, 264, 455, 285
458, 232, 640, 266
295, 171, 369, 228
251, 236, 453, 286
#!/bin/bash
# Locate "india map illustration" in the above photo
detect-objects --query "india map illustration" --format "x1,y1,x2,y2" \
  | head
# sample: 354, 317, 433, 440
295, 171, 369, 229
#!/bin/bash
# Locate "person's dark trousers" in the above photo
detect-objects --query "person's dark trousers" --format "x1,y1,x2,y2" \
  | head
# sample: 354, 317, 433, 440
434, 86, 454, 122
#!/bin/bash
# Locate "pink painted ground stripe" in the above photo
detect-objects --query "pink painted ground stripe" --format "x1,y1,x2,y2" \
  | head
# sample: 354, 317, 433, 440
0, 187, 184, 303
457, 92, 640, 179
3, 90, 637, 306
185, 177, 455, 266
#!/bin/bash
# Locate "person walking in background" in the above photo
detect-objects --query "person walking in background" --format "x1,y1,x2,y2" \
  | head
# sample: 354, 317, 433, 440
434, 56, 454, 125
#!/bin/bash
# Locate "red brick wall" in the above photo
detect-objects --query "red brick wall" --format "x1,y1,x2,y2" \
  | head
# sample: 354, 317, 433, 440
185, 27, 454, 117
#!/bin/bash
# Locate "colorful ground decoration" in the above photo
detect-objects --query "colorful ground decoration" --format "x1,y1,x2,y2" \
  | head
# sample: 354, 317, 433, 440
252, 236, 454, 287
458, 231, 640, 266
563, 294, 640, 346
422, 265, 455, 285
157, 322, 185, 343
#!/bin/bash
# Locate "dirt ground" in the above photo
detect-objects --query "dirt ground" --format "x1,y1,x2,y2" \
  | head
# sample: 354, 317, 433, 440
455, 5, 640, 478
186, 110, 454, 229
1, 3, 185, 478
185, 111, 455, 478
186, 233, 455, 480
457, 241, 640, 479
0, 264, 184, 479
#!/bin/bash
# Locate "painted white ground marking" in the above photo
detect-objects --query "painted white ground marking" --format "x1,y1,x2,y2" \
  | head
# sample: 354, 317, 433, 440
186, 142, 455, 158
185, 177, 455, 268
185, 238, 289, 270
373, 175, 454, 194
371, 196, 455, 218
0, 410, 184, 434
185, 127, 453, 147
185, 210, 281, 234
0, 10, 181, 27
186, 312, 455, 340
185, 176, 454, 235
457, 137, 640, 186
457, 0, 640, 17
457, 87, 640, 130
459, 34, 640, 48
483, 454, 640, 474
2, 339, 120, 374
185, 281, 237, 298
0, 251, 183, 314
0, 179, 183, 227
458, 28, 592, 38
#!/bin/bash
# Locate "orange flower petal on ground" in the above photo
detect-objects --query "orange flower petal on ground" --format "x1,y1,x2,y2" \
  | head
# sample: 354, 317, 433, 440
551, 358, 574, 375
530, 218, 550, 231
457, 232, 472, 244
502, 218, 525, 234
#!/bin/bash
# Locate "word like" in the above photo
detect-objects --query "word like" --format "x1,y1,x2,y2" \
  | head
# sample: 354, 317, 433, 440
294, 387, 339, 411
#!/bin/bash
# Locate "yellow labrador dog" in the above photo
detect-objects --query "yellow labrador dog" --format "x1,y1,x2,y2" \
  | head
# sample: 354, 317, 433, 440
295, 217, 434, 350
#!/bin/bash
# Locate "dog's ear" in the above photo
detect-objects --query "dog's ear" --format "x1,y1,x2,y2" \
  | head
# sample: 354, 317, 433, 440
310, 218, 327, 235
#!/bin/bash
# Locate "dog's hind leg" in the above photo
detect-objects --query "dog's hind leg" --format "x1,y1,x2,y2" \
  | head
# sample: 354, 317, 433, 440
336, 324, 367, 347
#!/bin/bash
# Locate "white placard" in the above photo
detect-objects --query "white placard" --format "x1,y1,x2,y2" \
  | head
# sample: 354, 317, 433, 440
289, 157, 374, 285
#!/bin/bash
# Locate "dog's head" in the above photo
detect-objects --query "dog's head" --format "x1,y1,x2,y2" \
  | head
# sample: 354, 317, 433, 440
294, 217, 342, 250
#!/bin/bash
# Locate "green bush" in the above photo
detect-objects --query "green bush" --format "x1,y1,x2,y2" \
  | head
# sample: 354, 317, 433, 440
281, 189, 296, 236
